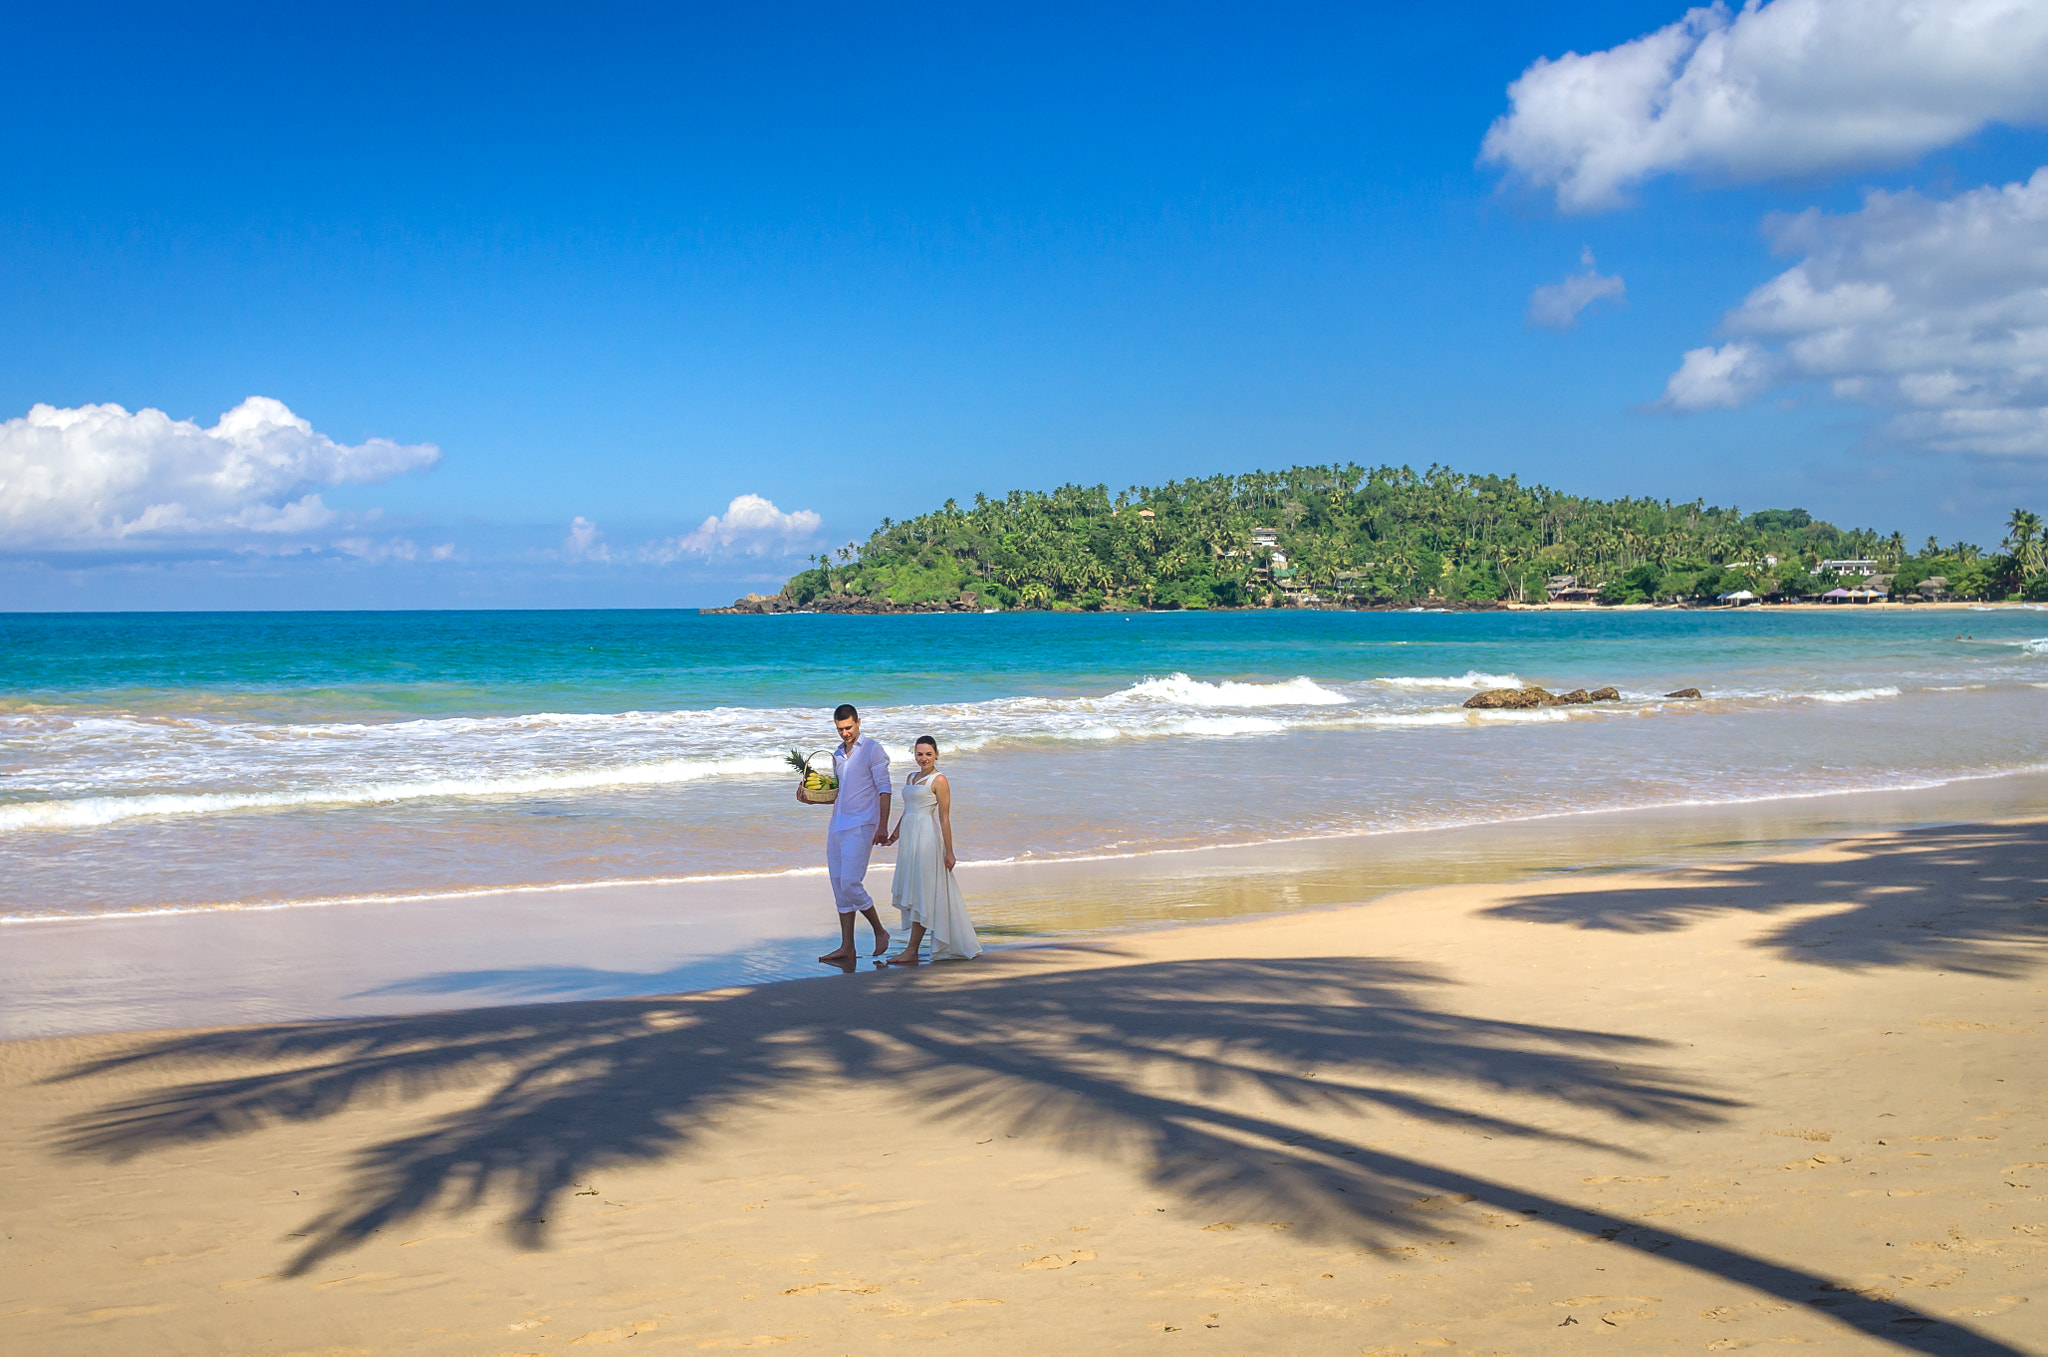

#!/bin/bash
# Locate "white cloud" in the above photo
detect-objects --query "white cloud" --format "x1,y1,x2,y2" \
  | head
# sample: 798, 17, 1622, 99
1658, 166, 2048, 452
562, 515, 611, 562
334, 536, 457, 564
0, 397, 440, 546
1661, 340, 1779, 409
1527, 247, 1628, 329
650, 494, 823, 561
1483, 0, 2048, 212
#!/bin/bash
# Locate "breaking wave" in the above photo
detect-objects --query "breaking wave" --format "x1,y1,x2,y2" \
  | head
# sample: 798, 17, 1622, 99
1808, 686, 1902, 704
1372, 671, 1522, 690
0, 755, 793, 831
1113, 674, 1348, 706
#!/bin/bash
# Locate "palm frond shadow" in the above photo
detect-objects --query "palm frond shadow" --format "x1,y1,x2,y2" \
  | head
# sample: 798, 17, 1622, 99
53, 955, 1714, 1269
1482, 821, 2048, 976
45, 951, 2026, 1353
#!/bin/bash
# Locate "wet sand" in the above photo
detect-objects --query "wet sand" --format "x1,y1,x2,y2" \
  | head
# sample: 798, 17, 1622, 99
3, 815, 2045, 1353
8, 770, 2048, 1042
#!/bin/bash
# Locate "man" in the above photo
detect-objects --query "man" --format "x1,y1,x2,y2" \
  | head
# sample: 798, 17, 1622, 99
802, 703, 892, 963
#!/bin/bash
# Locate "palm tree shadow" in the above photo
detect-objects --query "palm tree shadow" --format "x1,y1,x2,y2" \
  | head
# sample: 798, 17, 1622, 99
43, 950, 2025, 1353
1482, 821, 2048, 976
51, 954, 1713, 1267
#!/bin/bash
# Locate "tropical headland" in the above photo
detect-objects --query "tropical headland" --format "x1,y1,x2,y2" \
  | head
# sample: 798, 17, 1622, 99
709, 464, 2048, 613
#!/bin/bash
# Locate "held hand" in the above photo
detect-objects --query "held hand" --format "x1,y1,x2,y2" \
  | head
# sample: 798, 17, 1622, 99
874, 826, 891, 846
796, 786, 813, 804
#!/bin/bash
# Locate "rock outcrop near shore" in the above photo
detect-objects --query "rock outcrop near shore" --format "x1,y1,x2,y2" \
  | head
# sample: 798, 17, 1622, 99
1462, 685, 1632, 710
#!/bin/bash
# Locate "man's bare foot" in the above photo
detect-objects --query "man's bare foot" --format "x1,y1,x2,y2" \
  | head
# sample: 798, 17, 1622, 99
871, 930, 891, 956
885, 949, 923, 966
818, 948, 854, 963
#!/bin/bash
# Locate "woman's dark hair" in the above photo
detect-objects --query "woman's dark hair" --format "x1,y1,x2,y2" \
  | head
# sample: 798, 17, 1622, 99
913, 735, 938, 752
833, 703, 859, 722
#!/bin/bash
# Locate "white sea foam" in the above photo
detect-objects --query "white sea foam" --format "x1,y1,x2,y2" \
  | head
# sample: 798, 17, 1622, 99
1808, 686, 1902, 704
0, 754, 791, 831
1161, 715, 1288, 736
1113, 673, 1347, 707
1371, 671, 1522, 690
1356, 711, 1472, 728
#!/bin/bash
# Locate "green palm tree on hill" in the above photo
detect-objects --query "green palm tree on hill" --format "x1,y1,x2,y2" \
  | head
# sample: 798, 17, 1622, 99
2007, 508, 2045, 579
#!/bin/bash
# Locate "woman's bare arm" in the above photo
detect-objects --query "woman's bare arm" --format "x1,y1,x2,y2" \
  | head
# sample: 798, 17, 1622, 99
933, 774, 955, 870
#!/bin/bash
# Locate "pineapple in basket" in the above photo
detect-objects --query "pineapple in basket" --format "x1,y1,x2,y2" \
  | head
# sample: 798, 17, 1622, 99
787, 748, 839, 804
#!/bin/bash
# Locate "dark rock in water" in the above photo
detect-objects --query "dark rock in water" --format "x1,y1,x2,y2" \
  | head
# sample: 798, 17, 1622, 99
1554, 689, 1591, 704
1664, 687, 1702, 699
1588, 686, 1621, 701
1464, 686, 1553, 710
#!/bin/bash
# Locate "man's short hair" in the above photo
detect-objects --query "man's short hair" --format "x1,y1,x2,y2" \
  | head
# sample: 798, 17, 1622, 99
833, 703, 859, 722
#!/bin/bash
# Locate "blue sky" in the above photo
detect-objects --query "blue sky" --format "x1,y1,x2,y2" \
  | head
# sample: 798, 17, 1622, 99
6, 0, 2047, 608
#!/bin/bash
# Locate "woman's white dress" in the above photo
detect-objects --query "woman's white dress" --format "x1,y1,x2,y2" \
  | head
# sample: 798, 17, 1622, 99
891, 775, 982, 960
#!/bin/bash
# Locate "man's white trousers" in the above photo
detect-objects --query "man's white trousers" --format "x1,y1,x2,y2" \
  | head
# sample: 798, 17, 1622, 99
826, 820, 878, 914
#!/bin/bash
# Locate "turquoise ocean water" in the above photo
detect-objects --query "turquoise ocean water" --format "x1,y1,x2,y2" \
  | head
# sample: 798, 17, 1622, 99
4, 607, 2047, 922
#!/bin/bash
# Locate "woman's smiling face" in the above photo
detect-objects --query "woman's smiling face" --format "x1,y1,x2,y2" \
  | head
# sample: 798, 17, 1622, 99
914, 742, 938, 772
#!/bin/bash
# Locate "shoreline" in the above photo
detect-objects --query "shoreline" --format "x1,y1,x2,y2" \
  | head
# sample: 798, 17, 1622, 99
3, 813, 2042, 1351
10, 760, 2048, 929
7, 769, 2048, 1042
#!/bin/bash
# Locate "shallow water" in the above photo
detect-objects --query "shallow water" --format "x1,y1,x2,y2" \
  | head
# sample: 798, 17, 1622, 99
3, 607, 2046, 920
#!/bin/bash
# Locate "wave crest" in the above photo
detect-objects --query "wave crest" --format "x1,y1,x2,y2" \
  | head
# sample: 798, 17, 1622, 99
0, 755, 789, 832
1114, 673, 1348, 707
1372, 671, 1522, 691
1809, 686, 1901, 704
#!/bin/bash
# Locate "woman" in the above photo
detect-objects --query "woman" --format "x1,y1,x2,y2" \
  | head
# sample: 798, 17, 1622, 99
883, 736, 982, 964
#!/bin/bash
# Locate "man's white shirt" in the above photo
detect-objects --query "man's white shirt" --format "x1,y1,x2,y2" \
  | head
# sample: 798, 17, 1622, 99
830, 735, 892, 830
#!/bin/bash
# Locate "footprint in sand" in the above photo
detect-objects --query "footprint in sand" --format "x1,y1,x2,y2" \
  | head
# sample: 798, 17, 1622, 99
1947, 1296, 2029, 1318
917, 1299, 1004, 1315
1021, 1249, 1097, 1269
568, 1319, 657, 1345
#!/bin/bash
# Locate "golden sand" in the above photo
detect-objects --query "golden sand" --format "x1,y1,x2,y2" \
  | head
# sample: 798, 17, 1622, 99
3, 819, 2044, 1353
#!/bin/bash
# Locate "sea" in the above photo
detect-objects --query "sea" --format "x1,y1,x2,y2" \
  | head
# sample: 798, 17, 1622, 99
4, 606, 2047, 1033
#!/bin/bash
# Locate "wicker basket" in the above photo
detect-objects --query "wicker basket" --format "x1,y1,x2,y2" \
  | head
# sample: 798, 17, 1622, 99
793, 748, 840, 805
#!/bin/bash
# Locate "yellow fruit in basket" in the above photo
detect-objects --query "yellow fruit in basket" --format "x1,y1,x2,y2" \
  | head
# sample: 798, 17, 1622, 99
786, 748, 838, 799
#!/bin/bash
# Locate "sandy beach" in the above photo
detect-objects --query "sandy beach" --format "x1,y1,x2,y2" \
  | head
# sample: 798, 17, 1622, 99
4, 816, 2044, 1354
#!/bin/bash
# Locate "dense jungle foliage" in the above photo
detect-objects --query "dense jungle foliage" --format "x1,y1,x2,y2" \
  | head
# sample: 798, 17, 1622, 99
779, 464, 2048, 609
